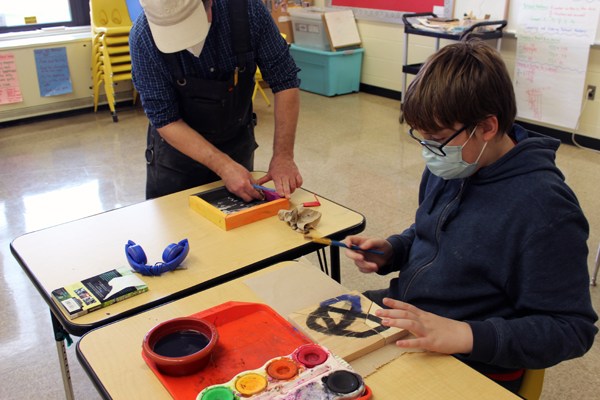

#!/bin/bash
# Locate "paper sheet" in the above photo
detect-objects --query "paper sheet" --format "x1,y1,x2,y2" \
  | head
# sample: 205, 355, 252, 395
104, 274, 148, 300
34, 47, 73, 97
514, 0, 600, 129
244, 259, 425, 377
244, 257, 348, 318
0, 53, 23, 104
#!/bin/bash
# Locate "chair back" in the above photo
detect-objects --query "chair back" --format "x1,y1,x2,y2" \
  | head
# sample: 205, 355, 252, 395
90, 0, 133, 31
517, 369, 545, 400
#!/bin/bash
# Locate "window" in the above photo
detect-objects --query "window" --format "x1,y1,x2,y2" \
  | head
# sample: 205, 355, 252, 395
0, 0, 90, 34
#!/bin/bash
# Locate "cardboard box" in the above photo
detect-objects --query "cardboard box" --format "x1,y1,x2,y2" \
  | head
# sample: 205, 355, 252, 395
189, 186, 289, 231
289, 7, 336, 51
263, 0, 313, 44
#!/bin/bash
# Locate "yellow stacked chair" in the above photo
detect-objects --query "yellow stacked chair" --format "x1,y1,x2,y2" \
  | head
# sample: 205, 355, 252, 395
252, 67, 270, 106
253, 33, 287, 106
90, 0, 137, 122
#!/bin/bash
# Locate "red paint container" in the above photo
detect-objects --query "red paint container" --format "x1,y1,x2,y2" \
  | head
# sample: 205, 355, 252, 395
142, 317, 219, 377
293, 344, 328, 368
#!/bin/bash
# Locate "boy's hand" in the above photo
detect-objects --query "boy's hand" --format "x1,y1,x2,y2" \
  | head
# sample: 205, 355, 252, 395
377, 298, 474, 355
342, 236, 392, 274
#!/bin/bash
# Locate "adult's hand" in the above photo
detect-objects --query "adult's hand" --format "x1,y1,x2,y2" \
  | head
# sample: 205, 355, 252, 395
377, 298, 474, 355
257, 155, 302, 198
342, 236, 393, 273
219, 161, 264, 202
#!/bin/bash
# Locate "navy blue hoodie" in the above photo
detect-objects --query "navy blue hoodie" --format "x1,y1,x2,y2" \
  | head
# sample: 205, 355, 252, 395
382, 125, 598, 375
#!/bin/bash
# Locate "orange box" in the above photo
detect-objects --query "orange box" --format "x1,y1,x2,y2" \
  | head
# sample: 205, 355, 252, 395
189, 187, 289, 231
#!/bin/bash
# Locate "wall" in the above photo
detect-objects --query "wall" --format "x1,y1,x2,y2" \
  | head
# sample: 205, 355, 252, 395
312, 0, 600, 140
0, 29, 134, 123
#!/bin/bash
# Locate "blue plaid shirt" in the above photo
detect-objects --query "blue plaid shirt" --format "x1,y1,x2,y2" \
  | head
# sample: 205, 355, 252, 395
130, 0, 301, 128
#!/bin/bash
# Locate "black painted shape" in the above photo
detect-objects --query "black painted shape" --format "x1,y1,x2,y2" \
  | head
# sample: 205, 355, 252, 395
305, 305, 390, 338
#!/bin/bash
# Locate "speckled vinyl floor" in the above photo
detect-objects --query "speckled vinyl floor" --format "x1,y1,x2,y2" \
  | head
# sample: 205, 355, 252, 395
1, 90, 599, 399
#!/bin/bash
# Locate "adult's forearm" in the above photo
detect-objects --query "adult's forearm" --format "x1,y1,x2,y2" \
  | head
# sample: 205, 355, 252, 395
156, 119, 230, 176
273, 88, 300, 158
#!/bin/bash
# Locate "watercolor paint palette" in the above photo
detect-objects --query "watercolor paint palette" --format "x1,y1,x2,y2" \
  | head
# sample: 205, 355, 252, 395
197, 344, 371, 400
142, 302, 313, 400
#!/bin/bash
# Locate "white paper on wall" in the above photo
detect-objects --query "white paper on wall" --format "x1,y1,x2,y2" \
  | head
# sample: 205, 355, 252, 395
514, 0, 600, 129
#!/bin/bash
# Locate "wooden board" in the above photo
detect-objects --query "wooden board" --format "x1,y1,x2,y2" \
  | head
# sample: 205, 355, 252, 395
288, 291, 408, 361
322, 10, 361, 52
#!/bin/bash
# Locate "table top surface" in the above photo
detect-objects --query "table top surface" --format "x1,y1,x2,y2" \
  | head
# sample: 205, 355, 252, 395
11, 173, 365, 335
77, 261, 519, 400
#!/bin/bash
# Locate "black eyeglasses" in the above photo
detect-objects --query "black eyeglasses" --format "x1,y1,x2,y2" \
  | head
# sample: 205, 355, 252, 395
408, 123, 471, 156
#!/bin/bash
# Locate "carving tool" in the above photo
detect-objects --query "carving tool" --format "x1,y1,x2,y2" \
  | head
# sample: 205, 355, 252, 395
304, 236, 385, 255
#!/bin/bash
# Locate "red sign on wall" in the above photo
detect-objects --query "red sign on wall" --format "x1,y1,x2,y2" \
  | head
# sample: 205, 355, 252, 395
331, 0, 444, 13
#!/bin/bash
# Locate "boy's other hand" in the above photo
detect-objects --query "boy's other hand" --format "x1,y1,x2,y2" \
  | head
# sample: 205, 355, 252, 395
342, 236, 392, 274
377, 298, 474, 355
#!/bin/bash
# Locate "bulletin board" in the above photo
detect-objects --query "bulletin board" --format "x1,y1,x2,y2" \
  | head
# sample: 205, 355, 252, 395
326, 0, 454, 24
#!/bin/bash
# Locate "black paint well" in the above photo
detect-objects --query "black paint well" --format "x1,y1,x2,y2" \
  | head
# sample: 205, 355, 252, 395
153, 330, 210, 358
324, 370, 360, 394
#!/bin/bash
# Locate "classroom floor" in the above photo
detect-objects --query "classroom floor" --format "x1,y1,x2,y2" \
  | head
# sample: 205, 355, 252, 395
1, 90, 599, 399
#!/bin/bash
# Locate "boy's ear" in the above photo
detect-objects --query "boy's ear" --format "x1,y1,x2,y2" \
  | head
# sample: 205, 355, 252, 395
480, 116, 499, 142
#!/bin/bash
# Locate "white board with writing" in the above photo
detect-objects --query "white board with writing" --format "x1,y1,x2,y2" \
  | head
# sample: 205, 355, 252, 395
323, 10, 361, 49
513, 0, 600, 129
508, 0, 600, 44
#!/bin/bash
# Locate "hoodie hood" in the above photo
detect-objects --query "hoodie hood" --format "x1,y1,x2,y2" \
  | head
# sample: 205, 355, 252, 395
472, 124, 564, 185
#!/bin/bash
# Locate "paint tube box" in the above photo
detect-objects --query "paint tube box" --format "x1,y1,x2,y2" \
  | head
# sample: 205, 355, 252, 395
51, 266, 148, 320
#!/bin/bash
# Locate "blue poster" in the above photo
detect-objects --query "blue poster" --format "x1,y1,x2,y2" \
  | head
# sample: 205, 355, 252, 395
34, 47, 73, 97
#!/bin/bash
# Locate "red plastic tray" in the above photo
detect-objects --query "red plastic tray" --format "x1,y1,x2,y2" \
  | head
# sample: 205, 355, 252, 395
142, 302, 313, 400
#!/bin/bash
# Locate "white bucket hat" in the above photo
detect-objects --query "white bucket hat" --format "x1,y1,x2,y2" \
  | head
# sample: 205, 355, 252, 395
140, 0, 210, 53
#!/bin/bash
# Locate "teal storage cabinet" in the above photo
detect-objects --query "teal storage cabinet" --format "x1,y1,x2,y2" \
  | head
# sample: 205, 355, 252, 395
290, 44, 364, 97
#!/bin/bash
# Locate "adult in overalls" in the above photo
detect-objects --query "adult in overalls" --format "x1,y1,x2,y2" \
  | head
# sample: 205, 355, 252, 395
130, 0, 302, 200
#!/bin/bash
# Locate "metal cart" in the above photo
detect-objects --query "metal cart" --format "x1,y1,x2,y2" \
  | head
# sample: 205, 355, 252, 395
399, 13, 507, 123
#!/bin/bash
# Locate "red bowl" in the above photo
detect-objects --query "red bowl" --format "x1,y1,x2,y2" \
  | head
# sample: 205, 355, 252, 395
142, 317, 219, 377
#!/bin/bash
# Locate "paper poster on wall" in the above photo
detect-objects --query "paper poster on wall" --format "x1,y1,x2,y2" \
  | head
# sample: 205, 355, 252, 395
331, 0, 443, 13
34, 47, 73, 97
514, 0, 600, 129
327, 0, 453, 24
0, 53, 23, 104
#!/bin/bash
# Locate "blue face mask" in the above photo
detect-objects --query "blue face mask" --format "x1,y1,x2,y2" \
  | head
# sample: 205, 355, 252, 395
422, 126, 488, 180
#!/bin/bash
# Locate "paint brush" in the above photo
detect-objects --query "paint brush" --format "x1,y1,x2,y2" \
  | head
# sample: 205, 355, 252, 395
304, 236, 385, 255
251, 184, 277, 192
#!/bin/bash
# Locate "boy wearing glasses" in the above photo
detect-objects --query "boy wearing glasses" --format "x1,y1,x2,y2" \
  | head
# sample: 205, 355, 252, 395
343, 39, 597, 393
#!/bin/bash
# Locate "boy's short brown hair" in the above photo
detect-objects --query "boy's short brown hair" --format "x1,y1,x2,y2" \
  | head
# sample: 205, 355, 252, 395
403, 39, 516, 136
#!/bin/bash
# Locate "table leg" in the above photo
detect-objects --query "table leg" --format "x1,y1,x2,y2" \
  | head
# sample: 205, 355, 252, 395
330, 246, 341, 283
51, 311, 75, 400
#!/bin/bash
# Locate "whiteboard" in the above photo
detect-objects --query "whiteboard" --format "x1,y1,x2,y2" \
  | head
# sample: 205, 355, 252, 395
507, 0, 600, 44
452, 0, 508, 21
